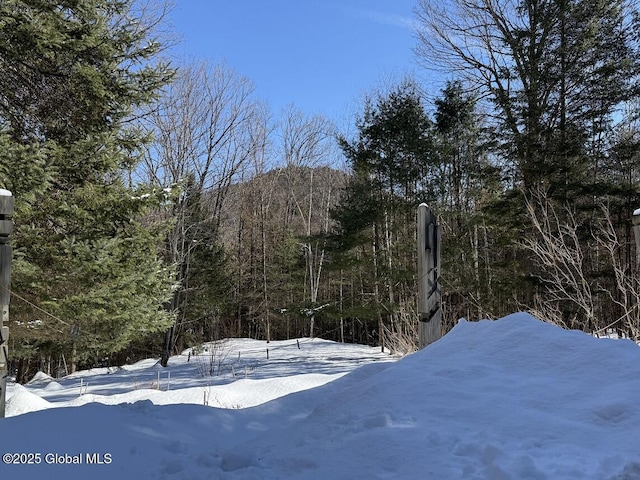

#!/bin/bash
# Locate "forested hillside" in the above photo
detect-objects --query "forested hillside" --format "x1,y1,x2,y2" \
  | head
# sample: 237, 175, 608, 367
1, 0, 640, 381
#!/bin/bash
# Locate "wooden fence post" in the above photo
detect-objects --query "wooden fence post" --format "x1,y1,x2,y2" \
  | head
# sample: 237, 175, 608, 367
417, 203, 442, 349
0, 189, 13, 418
632, 209, 640, 267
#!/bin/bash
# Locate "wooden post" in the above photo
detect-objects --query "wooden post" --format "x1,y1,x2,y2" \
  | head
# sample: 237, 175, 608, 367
417, 203, 442, 349
0, 189, 13, 418
633, 209, 640, 267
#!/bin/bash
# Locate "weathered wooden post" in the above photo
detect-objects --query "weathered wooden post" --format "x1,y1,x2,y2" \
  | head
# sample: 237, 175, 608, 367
0, 189, 13, 418
633, 209, 640, 267
417, 203, 441, 349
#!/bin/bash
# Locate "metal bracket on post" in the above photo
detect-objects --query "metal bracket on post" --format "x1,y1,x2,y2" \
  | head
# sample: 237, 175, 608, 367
0, 324, 7, 365
0, 189, 13, 419
417, 203, 442, 349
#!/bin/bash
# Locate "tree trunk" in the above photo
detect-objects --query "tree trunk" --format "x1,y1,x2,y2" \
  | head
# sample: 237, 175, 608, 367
160, 325, 173, 367
70, 342, 77, 374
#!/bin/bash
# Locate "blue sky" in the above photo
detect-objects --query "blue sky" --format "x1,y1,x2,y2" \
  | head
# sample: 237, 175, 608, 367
168, 1, 436, 123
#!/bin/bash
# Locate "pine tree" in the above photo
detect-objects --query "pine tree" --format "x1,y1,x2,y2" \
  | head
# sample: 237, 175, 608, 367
331, 80, 434, 345
417, 0, 640, 324
416, 0, 640, 195
0, 0, 175, 373
432, 81, 501, 323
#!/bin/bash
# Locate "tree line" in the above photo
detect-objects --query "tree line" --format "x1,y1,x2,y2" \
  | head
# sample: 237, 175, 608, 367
1, 0, 640, 381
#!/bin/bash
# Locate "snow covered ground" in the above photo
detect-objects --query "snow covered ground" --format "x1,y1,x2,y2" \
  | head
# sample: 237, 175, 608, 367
1, 313, 640, 479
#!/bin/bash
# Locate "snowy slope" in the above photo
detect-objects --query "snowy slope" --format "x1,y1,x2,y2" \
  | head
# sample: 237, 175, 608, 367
1, 313, 640, 479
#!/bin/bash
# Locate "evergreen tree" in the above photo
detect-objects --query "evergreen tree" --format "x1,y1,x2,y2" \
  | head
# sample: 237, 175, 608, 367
432, 81, 501, 323
417, 0, 640, 324
163, 179, 234, 356
0, 0, 175, 373
331, 81, 434, 344
417, 0, 639, 194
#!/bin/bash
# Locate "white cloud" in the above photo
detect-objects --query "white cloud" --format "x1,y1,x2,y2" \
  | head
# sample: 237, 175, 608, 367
343, 7, 418, 31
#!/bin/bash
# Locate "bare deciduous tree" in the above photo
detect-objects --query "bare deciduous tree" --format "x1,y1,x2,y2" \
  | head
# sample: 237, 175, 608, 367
415, 0, 638, 192
595, 204, 640, 340
141, 61, 266, 226
138, 60, 268, 365
523, 190, 640, 338
522, 189, 596, 329
278, 107, 339, 336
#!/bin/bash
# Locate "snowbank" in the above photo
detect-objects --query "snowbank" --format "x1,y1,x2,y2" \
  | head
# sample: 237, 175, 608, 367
1, 313, 639, 479
5, 385, 53, 416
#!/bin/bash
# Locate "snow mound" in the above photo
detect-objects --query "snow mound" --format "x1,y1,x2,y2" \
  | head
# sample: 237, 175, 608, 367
5, 385, 53, 416
43, 381, 64, 392
27, 371, 55, 384
1, 313, 640, 479
218, 313, 640, 479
